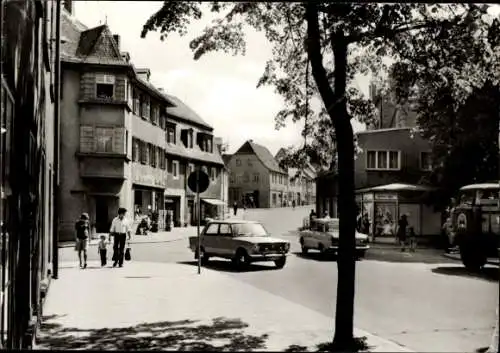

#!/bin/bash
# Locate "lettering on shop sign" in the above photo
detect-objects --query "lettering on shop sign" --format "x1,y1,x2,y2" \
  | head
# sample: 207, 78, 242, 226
132, 165, 166, 187
375, 193, 397, 201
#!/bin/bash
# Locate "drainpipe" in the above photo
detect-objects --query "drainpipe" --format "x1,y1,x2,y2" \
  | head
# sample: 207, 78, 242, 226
52, 0, 61, 279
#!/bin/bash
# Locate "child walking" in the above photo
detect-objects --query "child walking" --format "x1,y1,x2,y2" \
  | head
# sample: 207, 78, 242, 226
98, 235, 108, 267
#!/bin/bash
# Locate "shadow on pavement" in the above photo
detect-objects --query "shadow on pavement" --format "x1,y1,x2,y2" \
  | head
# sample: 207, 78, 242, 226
293, 252, 337, 262
37, 315, 270, 351
431, 266, 499, 282
177, 260, 280, 273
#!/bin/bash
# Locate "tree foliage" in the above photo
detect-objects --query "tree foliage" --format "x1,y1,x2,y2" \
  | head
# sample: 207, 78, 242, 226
141, 3, 499, 350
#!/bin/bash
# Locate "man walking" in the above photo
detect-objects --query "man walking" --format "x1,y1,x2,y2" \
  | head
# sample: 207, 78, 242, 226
233, 201, 238, 216
109, 207, 131, 268
75, 213, 90, 269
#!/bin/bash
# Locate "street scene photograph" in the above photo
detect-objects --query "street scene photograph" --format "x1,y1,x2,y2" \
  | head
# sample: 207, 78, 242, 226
0, 0, 499, 352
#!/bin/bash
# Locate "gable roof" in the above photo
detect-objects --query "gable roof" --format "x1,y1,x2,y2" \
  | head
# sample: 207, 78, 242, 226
76, 25, 122, 59
164, 94, 212, 130
235, 140, 286, 174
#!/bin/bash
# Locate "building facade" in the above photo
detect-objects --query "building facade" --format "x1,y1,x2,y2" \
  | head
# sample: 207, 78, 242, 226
1, 0, 60, 348
316, 84, 442, 237
227, 140, 288, 208
275, 148, 317, 206
162, 94, 225, 226
58, 9, 225, 237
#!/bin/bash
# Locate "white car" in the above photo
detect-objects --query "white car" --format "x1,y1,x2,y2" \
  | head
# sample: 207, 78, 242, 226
299, 217, 370, 258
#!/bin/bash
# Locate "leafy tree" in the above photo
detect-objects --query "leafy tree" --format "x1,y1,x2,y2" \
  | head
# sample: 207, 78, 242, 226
142, 3, 498, 351
387, 11, 500, 208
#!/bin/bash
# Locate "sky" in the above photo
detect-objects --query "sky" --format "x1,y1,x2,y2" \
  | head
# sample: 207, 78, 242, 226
72, 2, 500, 155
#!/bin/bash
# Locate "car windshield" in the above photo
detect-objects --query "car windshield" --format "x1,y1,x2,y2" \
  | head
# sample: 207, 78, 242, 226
325, 220, 339, 232
232, 223, 268, 237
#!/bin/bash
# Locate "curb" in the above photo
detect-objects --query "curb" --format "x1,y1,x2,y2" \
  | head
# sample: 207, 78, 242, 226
58, 236, 189, 248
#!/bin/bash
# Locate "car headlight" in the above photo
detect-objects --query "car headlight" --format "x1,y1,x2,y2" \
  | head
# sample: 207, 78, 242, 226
252, 244, 260, 253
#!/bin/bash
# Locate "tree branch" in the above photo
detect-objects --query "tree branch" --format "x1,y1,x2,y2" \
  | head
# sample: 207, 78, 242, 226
304, 3, 337, 112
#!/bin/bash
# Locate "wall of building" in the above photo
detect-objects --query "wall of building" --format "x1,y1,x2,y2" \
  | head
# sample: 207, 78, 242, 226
269, 170, 288, 207
355, 128, 431, 190
228, 154, 270, 208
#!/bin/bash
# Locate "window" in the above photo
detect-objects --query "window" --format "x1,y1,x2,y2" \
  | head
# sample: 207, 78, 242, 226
253, 173, 259, 183
141, 95, 150, 119
367, 151, 376, 169
248, 160, 252, 167
167, 125, 176, 144
210, 167, 217, 181
219, 224, 232, 236
132, 89, 139, 114
172, 160, 179, 179
143, 142, 150, 165
366, 150, 401, 170
204, 223, 219, 235
188, 163, 195, 176
159, 114, 167, 130
420, 152, 432, 171
180, 129, 193, 148
201, 166, 208, 174
95, 127, 114, 152
159, 149, 166, 169
151, 103, 159, 125
132, 138, 140, 162
95, 73, 115, 100
230, 174, 235, 183
236, 159, 241, 166
243, 173, 250, 183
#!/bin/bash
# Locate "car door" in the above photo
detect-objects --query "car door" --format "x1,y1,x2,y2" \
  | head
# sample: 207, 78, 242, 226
217, 223, 234, 257
202, 223, 220, 253
313, 222, 326, 248
302, 221, 316, 248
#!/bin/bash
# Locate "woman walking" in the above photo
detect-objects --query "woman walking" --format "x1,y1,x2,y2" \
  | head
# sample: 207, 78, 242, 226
75, 213, 90, 269
397, 214, 409, 252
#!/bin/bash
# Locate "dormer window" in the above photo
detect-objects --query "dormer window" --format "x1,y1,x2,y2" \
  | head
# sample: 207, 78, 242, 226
180, 129, 193, 148
96, 73, 115, 100
197, 132, 213, 153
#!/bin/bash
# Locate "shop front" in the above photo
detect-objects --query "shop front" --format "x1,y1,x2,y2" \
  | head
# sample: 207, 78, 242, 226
133, 185, 165, 230
356, 183, 441, 240
202, 198, 226, 221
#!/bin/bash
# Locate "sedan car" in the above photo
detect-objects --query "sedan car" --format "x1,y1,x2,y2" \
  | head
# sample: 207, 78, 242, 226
189, 220, 290, 269
299, 217, 369, 258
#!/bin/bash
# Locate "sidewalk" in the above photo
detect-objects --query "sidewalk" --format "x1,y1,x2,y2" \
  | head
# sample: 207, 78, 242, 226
36, 261, 413, 352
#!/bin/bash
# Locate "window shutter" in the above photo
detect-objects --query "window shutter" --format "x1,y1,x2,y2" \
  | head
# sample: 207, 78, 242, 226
113, 127, 125, 154
80, 125, 94, 152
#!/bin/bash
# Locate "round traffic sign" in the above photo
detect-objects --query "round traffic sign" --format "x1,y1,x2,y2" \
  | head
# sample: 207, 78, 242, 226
187, 170, 210, 194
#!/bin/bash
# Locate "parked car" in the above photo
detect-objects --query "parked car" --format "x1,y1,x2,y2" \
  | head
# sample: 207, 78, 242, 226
188, 220, 290, 269
299, 217, 370, 258
452, 182, 500, 270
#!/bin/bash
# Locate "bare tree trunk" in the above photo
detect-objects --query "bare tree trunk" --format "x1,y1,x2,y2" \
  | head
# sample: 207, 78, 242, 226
331, 38, 357, 350
305, 4, 357, 350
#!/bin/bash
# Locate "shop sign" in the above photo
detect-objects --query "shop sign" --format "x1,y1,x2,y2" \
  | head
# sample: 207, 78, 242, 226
375, 193, 397, 201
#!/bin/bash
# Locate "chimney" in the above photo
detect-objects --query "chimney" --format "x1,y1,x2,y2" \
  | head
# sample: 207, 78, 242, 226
113, 34, 120, 51
137, 68, 151, 82
120, 52, 130, 63
63, 0, 73, 15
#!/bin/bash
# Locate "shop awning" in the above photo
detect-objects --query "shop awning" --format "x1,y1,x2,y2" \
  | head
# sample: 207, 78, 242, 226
357, 183, 437, 193
202, 198, 226, 206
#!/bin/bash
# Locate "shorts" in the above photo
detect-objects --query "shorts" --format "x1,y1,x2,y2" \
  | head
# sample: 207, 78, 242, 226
75, 239, 88, 252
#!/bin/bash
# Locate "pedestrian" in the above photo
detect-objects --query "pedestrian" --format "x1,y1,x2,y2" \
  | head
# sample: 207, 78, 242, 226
361, 213, 370, 235
97, 234, 108, 267
309, 209, 317, 224
75, 212, 90, 269
396, 214, 409, 252
109, 207, 131, 268
407, 226, 417, 252
442, 217, 457, 253
323, 211, 330, 219
233, 201, 238, 216
292, 199, 296, 209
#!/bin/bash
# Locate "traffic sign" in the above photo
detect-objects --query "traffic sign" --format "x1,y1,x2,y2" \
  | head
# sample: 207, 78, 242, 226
187, 170, 210, 194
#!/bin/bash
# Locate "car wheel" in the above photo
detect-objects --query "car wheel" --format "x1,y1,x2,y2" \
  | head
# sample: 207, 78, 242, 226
274, 257, 287, 269
356, 250, 366, 259
300, 238, 309, 254
200, 248, 210, 265
232, 249, 250, 270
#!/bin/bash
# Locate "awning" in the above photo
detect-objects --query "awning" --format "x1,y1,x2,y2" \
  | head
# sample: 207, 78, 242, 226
202, 198, 226, 206
357, 183, 437, 193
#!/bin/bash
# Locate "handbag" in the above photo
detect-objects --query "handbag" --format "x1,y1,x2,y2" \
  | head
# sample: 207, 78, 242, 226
124, 243, 131, 261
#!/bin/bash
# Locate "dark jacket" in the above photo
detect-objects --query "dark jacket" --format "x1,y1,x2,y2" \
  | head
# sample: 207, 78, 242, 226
75, 219, 90, 240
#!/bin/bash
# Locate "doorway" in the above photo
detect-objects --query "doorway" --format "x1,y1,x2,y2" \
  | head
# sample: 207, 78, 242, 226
95, 196, 111, 233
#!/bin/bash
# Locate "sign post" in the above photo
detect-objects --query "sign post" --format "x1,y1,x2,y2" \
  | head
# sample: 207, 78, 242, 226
187, 168, 210, 275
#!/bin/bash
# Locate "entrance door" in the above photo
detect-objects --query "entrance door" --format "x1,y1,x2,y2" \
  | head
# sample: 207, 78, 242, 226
95, 196, 110, 233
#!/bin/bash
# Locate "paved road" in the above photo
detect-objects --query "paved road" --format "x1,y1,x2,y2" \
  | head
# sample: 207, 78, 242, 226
59, 206, 498, 352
